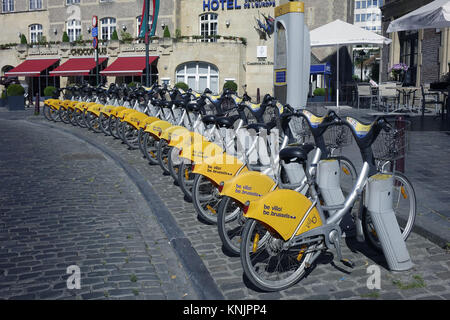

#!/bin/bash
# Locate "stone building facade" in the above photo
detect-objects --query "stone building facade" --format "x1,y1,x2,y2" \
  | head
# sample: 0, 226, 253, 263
381, 0, 450, 85
1, 0, 354, 99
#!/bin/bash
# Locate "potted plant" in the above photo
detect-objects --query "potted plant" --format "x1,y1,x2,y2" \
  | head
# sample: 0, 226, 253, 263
43, 86, 57, 100
223, 80, 238, 93
6, 83, 25, 110
311, 87, 326, 102
388, 63, 408, 82
174, 82, 189, 91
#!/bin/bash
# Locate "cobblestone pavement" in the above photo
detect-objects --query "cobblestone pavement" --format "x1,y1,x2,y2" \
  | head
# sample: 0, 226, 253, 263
0, 114, 198, 300
1, 109, 449, 300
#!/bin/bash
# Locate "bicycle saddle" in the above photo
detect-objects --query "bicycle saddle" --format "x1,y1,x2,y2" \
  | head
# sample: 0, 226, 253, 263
215, 114, 240, 129
201, 115, 216, 125
279, 143, 315, 164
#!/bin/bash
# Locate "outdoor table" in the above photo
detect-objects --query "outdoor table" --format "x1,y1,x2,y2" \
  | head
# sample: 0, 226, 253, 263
386, 86, 420, 113
428, 87, 449, 120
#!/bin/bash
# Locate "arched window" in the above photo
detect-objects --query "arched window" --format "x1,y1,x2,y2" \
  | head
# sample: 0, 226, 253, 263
29, 24, 43, 43
67, 19, 81, 42
199, 13, 218, 42
176, 62, 219, 94
100, 17, 116, 40
136, 15, 153, 37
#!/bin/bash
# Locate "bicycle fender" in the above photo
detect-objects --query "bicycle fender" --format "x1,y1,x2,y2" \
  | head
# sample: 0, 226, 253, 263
169, 131, 204, 149
220, 171, 276, 206
87, 104, 104, 117
67, 101, 79, 110
244, 189, 323, 241
110, 106, 128, 117
166, 127, 191, 146
144, 120, 172, 138
140, 116, 160, 128
124, 111, 149, 129
100, 105, 117, 116
117, 108, 139, 121
179, 139, 223, 163
192, 153, 247, 185
160, 125, 186, 141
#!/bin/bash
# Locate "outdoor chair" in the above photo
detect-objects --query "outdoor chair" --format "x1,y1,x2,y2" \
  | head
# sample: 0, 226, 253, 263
378, 83, 400, 113
356, 83, 378, 110
420, 84, 445, 117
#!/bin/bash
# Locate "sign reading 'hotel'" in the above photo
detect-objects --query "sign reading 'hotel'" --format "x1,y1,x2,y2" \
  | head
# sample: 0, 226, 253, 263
202, 0, 276, 11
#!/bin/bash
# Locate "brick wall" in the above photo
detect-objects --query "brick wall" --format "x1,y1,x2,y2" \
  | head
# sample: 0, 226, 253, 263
421, 29, 441, 84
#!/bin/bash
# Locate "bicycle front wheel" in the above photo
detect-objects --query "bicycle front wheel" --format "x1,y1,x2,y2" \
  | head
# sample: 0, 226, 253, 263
361, 172, 416, 252
217, 196, 245, 256
240, 219, 314, 292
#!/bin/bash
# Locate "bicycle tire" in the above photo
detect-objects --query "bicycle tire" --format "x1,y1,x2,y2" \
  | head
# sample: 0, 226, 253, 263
177, 161, 195, 202
192, 174, 222, 224
361, 172, 416, 252
58, 107, 71, 124
157, 139, 171, 174
42, 104, 54, 121
99, 113, 110, 136
167, 147, 181, 184
142, 131, 159, 165
240, 218, 314, 292
217, 196, 245, 256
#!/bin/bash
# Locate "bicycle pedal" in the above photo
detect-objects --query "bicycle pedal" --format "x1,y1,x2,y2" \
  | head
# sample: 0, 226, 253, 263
341, 258, 354, 268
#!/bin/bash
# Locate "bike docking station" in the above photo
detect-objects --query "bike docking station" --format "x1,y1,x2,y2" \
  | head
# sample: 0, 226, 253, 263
365, 174, 413, 271
272, 1, 413, 273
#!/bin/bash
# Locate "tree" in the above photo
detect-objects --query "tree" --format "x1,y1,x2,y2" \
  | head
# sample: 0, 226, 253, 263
111, 30, 119, 40
163, 25, 171, 38
20, 34, 27, 45
62, 31, 70, 43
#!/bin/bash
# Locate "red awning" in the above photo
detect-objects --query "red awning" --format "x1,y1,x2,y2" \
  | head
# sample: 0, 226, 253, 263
5, 58, 59, 77
100, 56, 158, 77
49, 57, 107, 76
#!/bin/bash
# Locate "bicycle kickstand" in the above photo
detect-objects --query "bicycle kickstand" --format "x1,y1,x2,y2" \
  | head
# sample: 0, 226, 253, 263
329, 230, 355, 269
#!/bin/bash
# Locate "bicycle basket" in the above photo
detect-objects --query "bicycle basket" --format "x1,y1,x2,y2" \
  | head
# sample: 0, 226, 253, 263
323, 125, 352, 149
372, 120, 410, 161
288, 116, 313, 144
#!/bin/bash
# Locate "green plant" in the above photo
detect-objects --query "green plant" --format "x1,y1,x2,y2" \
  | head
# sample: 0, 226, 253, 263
240, 37, 247, 45
392, 275, 426, 290
111, 30, 119, 41
43, 86, 57, 97
120, 31, 133, 43
7, 84, 25, 96
127, 82, 137, 88
174, 82, 189, 91
1, 91, 6, 99
313, 87, 326, 96
175, 29, 182, 39
163, 25, 171, 38
20, 34, 27, 45
223, 80, 237, 92
62, 31, 70, 43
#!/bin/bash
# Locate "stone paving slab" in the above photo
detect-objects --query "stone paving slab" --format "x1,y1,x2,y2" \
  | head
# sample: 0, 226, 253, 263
12, 111, 448, 300
0, 116, 198, 300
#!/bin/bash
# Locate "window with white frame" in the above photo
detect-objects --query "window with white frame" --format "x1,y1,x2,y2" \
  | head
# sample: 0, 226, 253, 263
66, 0, 80, 4
101, 17, 116, 40
136, 15, 153, 37
176, 62, 219, 94
29, 0, 42, 10
2, 0, 14, 12
29, 24, 43, 43
199, 13, 218, 42
67, 19, 81, 42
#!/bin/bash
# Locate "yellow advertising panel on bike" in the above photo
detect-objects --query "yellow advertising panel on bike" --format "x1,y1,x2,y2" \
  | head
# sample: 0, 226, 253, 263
124, 111, 150, 129
220, 171, 276, 206
166, 127, 191, 146
101, 105, 118, 116
87, 103, 105, 117
160, 125, 188, 141
110, 106, 127, 117
244, 189, 323, 241
192, 153, 247, 186
179, 139, 223, 163
144, 120, 172, 138
117, 108, 139, 121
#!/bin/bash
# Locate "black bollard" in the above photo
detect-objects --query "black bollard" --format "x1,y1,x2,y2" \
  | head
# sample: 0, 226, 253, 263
35, 92, 40, 115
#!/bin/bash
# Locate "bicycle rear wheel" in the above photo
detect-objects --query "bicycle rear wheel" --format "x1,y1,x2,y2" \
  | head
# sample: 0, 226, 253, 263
192, 175, 221, 224
361, 172, 416, 252
142, 132, 159, 165
240, 219, 315, 292
178, 161, 195, 202
217, 196, 245, 256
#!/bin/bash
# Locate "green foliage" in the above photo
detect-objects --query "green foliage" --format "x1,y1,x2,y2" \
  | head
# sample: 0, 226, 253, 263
223, 80, 237, 92
111, 30, 119, 41
313, 87, 326, 96
1, 91, 6, 99
44, 86, 57, 97
163, 25, 171, 38
7, 84, 25, 96
175, 29, 182, 39
127, 82, 137, 88
62, 31, 70, 43
174, 82, 189, 91
120, 31, 133, 43
20, 34, 27, 45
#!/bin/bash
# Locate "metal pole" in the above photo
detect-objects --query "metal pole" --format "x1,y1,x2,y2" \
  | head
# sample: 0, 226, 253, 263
95, 47, 99, 86
145, 0, 150, 87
